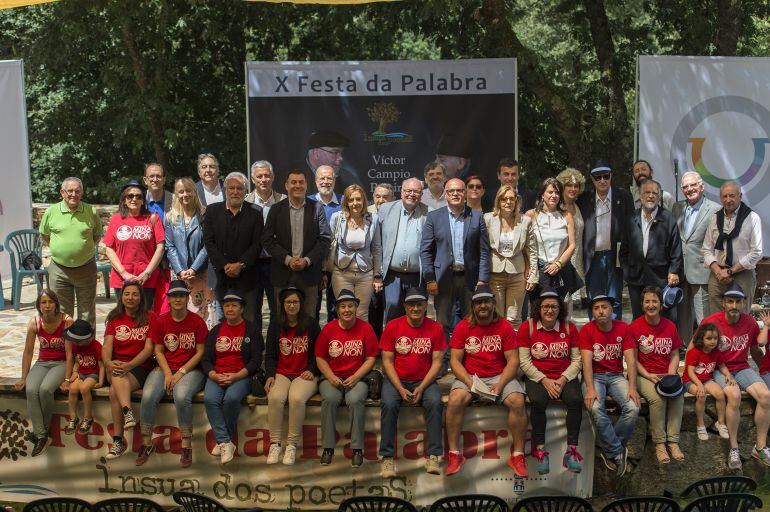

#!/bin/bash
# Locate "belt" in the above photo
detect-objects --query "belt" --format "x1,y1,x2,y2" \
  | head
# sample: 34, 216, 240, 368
389, 269, 419, 275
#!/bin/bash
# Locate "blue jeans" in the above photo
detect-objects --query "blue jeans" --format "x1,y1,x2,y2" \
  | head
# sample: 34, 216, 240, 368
204, 377, 251, 443
383, 271, 421, 326
586, 250, 623, 319
587, 373, 640, 458
140, 368, 205, 435
255, 258, 276, 331
379, 379, 443, 458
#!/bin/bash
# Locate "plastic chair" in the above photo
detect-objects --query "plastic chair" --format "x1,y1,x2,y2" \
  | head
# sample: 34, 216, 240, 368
600, 496, 680, 512
93, 498, 165, 512
23, 498, 93, 512
4, 229, 48, 310
681, 493, 762, 512
338, 496, 418, 512
512, 496, 593, 512
173, 491, 261, 512
679, 476, 757, 498
429, 494, 508, 512
0, 243, 5, 310
95, 245, 111, 298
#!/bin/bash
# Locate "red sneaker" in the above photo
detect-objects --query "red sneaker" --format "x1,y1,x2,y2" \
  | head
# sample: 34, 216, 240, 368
445, 452, 466, 476
507, 453, 529, 478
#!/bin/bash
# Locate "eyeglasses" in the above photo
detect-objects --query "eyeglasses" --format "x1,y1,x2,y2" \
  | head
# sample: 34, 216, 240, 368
284, 300, 301, 306
592, 174, 611, 181
541, 304, 559, 310
125, 194, 143, 200
500, 197, 516, 203
318, 147, 344, 157
445, 188, 465, 195
403, 189, 422, 196
467, 184, 484, 190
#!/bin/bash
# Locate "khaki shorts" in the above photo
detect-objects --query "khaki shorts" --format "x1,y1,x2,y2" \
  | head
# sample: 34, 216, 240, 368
451, 374, 526, 403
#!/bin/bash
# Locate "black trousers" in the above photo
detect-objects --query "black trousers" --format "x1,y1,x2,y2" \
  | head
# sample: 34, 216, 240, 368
525, 377, 583, 446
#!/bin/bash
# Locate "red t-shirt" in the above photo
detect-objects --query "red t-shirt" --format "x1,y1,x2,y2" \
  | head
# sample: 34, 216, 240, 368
629, 316, 682, 375
449, 318, 517, 378
150, 312, 208, 372
702, 311, 760, 373
73, 340, 102, 375
517, 320, 579, 379
578, 320, 635, 374
276, 326, 312, 378
315, 319, 379, 379
105, 312, 157, 369
104, 213, 165, 288
380, 316, 447, 381
214, 321, 246, 374
683, 347, 722, 383
37, 315, 67, 362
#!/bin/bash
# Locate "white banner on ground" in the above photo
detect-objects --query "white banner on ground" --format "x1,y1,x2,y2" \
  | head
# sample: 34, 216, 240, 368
0, 396, 594, 508
637, 55, 770, 254
0, 60, 33, 280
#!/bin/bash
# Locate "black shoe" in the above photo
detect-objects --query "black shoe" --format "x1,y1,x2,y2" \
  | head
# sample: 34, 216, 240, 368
351, 449, 363, 467
31, 435, 51, 457
599, 451, 617, 472
614, 447, 628, 477
320, 448, 334, 466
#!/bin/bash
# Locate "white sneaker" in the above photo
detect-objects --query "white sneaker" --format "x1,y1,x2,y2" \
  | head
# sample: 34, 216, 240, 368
697, 426, 708, 441
220, 441, 236, 464
267, 443, 282, 464
425, 455, 441, 474
283, 445, 297, 465
381, 457, 396, 478
728, 447, 742, 470
715, 422, 730, 439
211, 443, 221, 456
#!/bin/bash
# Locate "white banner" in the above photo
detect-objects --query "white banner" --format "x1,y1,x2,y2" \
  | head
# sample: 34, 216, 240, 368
0, 60, 33, 280
637, 55, 770, 254
0, 395, 594, 508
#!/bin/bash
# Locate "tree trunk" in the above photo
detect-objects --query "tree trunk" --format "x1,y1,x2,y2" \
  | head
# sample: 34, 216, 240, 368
119, 17, 172, 173
715, 0, 743, 55
582, 0, 631, 173
476, 0, 592, 169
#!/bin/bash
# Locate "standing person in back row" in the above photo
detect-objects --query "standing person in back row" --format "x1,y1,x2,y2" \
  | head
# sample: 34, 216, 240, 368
702, 181, 763, 313
39, 177, 102, 326
577, 160, 633, 319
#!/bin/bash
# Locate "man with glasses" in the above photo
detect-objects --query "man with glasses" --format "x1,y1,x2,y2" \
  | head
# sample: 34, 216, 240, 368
143, 163, 172, 222
672, 171, 720, 341
577, 160, 633, 319
378, 178, 429, 328
39, 177, 102, 325
421, 178, 490, 368
306, 129, 360, 194
202, 172, 264, 323
310, 165, 341, 322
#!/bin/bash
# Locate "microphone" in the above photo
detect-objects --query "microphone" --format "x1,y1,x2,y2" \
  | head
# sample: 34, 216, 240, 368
673, 158, 680, 202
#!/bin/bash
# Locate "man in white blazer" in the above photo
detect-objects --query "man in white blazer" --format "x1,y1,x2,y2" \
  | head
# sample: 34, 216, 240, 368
672, 171, 720, 343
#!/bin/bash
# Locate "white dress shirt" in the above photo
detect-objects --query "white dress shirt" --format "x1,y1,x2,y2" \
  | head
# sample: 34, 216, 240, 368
702, 204, 763, 269
595, 188, 612, 252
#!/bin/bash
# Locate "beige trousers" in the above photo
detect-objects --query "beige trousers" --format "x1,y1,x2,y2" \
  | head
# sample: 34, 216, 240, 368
331, 266, 374, 321
637, 375, 683, 444
489, 271, 527, 328
267, 374, 318, 446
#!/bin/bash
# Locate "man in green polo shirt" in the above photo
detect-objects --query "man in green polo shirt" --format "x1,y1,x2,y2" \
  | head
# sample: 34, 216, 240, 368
39, 177, 102, 325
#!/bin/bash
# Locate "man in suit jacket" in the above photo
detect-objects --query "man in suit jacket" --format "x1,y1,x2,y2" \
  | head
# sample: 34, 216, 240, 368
577, 160, 634, 319
262, 169, 331, 317
620, 179, 683, 320
481, 157, 536, 213
195, 153, 224, 206
378, 178, 429, 327
421, 178, 490, 345
202, 172, 263, 324
672, 171, 721, 342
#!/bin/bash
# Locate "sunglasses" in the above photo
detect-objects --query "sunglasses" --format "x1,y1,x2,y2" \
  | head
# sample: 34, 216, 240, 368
125, 193, 143, 200
592, 174, 611, 181
467, 184, 484, 190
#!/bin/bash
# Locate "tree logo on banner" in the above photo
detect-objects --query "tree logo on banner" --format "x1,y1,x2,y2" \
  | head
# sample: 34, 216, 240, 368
365, 102, 412, 144
670, 95, 770, 205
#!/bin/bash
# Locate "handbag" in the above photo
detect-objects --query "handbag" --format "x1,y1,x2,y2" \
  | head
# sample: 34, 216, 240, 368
324, 213, 344, 272
363, 369, 383, 400
251, 368, 267, 397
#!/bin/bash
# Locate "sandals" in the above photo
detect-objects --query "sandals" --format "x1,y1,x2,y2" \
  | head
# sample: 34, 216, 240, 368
655, 444, 670, 464
668, 443, 685, 461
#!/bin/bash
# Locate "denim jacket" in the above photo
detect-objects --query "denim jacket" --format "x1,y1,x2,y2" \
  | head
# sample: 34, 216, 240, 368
165, 212, 208, 274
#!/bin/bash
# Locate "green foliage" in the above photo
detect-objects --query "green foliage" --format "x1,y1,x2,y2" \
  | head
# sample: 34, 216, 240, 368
0, 0, 768, 202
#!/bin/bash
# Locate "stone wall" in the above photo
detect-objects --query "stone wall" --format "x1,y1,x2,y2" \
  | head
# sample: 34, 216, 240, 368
593, 394, 768, 497
32, 203, 117, 230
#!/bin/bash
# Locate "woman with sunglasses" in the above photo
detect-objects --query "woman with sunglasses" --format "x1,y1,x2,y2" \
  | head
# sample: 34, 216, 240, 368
104, 180, 165, 308
484, 185, 538, 328
464, 175, 486, 212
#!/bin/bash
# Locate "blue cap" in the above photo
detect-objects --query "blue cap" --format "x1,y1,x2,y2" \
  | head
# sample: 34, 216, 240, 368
722, 282, 746, 299
590, 159, 612, 176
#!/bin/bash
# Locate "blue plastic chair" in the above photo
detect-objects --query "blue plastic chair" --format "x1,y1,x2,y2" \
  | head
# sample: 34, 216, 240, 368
95, 245, 111, 298
4, 229, 48, 310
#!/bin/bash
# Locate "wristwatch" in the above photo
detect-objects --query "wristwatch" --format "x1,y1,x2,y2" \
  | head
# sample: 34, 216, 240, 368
727, 268, 733, 276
